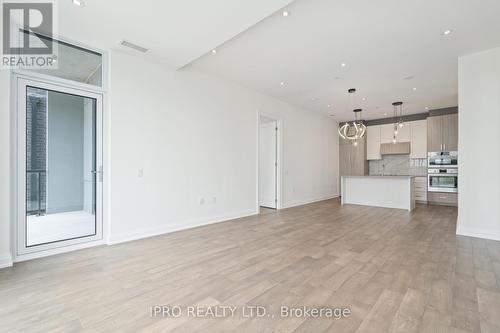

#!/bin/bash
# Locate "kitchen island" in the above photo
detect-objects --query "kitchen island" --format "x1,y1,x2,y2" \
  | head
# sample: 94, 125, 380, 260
341, 176, 416, 211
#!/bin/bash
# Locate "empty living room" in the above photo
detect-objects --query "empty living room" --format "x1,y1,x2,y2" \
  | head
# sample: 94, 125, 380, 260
1, 0, 500, 332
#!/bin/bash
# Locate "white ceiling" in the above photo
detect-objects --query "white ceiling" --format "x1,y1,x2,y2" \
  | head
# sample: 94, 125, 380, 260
56, 0, 294, 69
57, 0, 500, 122
188, 0, 500, 121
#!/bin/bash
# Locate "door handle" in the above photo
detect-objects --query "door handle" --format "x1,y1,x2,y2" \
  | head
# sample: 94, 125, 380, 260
91, 166, 103, 182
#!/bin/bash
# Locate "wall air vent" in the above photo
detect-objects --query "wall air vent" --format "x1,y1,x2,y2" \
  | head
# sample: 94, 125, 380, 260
120, 40, 149, 53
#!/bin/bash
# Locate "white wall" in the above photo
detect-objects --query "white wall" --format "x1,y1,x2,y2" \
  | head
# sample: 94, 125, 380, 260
0, 70, 11, 267
457, 47, 500, 241
0, 50, 340, 257
107, 51, 339, 243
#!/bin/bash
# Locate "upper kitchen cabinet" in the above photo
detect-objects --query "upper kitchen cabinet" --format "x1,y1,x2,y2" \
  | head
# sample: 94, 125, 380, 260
366, 126, 381, 160
410, 120, 427, 158
442, 113, 458, 151
427, 116, 443, 152
380, 124, 395, 143
380, 122, 410, 143
427, 114, 458, 152
396, 123, 411, 142
367, 120, 427, 160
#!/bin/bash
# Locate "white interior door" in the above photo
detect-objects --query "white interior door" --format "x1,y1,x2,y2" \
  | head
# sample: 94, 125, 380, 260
259, 121, 277, 209
17, 77, 103, 255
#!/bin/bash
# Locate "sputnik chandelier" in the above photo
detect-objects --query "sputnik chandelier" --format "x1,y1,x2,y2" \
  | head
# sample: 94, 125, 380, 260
338, 88, 366, 146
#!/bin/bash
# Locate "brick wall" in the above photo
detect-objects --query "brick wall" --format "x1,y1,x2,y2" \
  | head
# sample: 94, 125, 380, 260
26, 88, 47, 214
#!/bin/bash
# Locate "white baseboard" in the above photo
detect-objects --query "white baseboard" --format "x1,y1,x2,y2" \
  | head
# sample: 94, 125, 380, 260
107, 209, 258, 245
282, 194, 339, 209
456, 226, 500, 242
0, 253, 13, 269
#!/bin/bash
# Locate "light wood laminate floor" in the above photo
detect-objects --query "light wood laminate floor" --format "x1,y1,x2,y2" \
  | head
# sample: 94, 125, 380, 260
1, 199, 500, 332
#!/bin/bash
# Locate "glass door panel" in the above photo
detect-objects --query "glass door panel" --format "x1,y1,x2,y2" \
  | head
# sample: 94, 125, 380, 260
429, 176, 458, 189
19, 79, 102, 252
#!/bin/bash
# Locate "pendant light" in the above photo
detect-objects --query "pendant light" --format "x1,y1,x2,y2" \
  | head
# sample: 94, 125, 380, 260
391, 101, 403, 144
338, 89, 366, 144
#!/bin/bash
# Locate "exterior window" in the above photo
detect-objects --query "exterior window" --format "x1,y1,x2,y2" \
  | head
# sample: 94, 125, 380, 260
20, 30, 103, 87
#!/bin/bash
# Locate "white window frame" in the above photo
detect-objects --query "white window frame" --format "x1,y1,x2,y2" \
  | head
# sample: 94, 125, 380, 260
11, 35, 108, 262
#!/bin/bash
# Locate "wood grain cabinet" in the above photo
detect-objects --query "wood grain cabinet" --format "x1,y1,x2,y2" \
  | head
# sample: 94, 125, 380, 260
410, 120, 427, 158
442, 114, 458, 151
414, 177, 427, 202
427, 114, 458, 152
339, 136, 368, 177
427, 192, 458, 206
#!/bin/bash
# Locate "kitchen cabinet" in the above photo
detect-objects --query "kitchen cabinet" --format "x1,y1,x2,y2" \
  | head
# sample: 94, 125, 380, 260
396, 123, 411, 142
380, 142, 410, 155
366, 126, 381, 160
427, 116, 442, 152
414, 176, 427, 202
427, 192, 457, 206
380, 124, 395, 144
339, 136, 368, 177
367, 120, 427, 160
427, 114, 458, 152
380, 123, 410, 144
410, 120, 427, 158
442, 114, 458, 151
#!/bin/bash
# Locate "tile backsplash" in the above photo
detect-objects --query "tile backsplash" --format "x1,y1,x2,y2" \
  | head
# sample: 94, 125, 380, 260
369, 155, 427, 176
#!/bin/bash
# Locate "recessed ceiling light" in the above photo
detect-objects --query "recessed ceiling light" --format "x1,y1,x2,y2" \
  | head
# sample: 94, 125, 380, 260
362, 97, 367, 101
329, 114, 335, 117
384, 113, 388, 116
311, 97, 317, 101
442, 29, 453, 36
72, 0, 86, 6
280, 81, 285, 86
282, 11, 289, 17
340, 63, 347, 67
327, 104, 331, 108
425, 106, 430, 110
403, 75, 415, 80
412, 87, 417, 91
211, 49, 217, 54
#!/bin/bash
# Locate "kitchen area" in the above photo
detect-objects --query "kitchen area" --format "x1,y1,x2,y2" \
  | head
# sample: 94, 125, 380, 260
340, 106, 458, 211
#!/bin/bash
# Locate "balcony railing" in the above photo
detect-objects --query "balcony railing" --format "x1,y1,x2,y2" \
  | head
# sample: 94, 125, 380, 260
27, 170, 46, 216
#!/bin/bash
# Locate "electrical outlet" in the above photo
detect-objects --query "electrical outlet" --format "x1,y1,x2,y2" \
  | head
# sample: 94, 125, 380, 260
137, 168, 144, 178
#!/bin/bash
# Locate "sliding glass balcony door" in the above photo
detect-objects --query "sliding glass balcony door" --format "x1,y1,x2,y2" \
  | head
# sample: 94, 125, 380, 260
17, 78, 103, 254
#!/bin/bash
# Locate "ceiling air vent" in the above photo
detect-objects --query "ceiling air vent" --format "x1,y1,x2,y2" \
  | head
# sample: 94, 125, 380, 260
120, 40, 149, 53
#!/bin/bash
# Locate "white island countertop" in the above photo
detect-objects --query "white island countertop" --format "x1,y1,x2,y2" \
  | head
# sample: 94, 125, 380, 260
345, 175, 416, 179
341, 175, 416, 211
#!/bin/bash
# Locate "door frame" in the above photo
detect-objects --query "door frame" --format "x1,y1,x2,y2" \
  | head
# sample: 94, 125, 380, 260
256, 112, 282, 211
14, 75, 104, 258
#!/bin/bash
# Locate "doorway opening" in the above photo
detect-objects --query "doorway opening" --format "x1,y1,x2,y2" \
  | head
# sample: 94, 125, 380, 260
16, 78, 103, 255
258, 114, 281, 210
